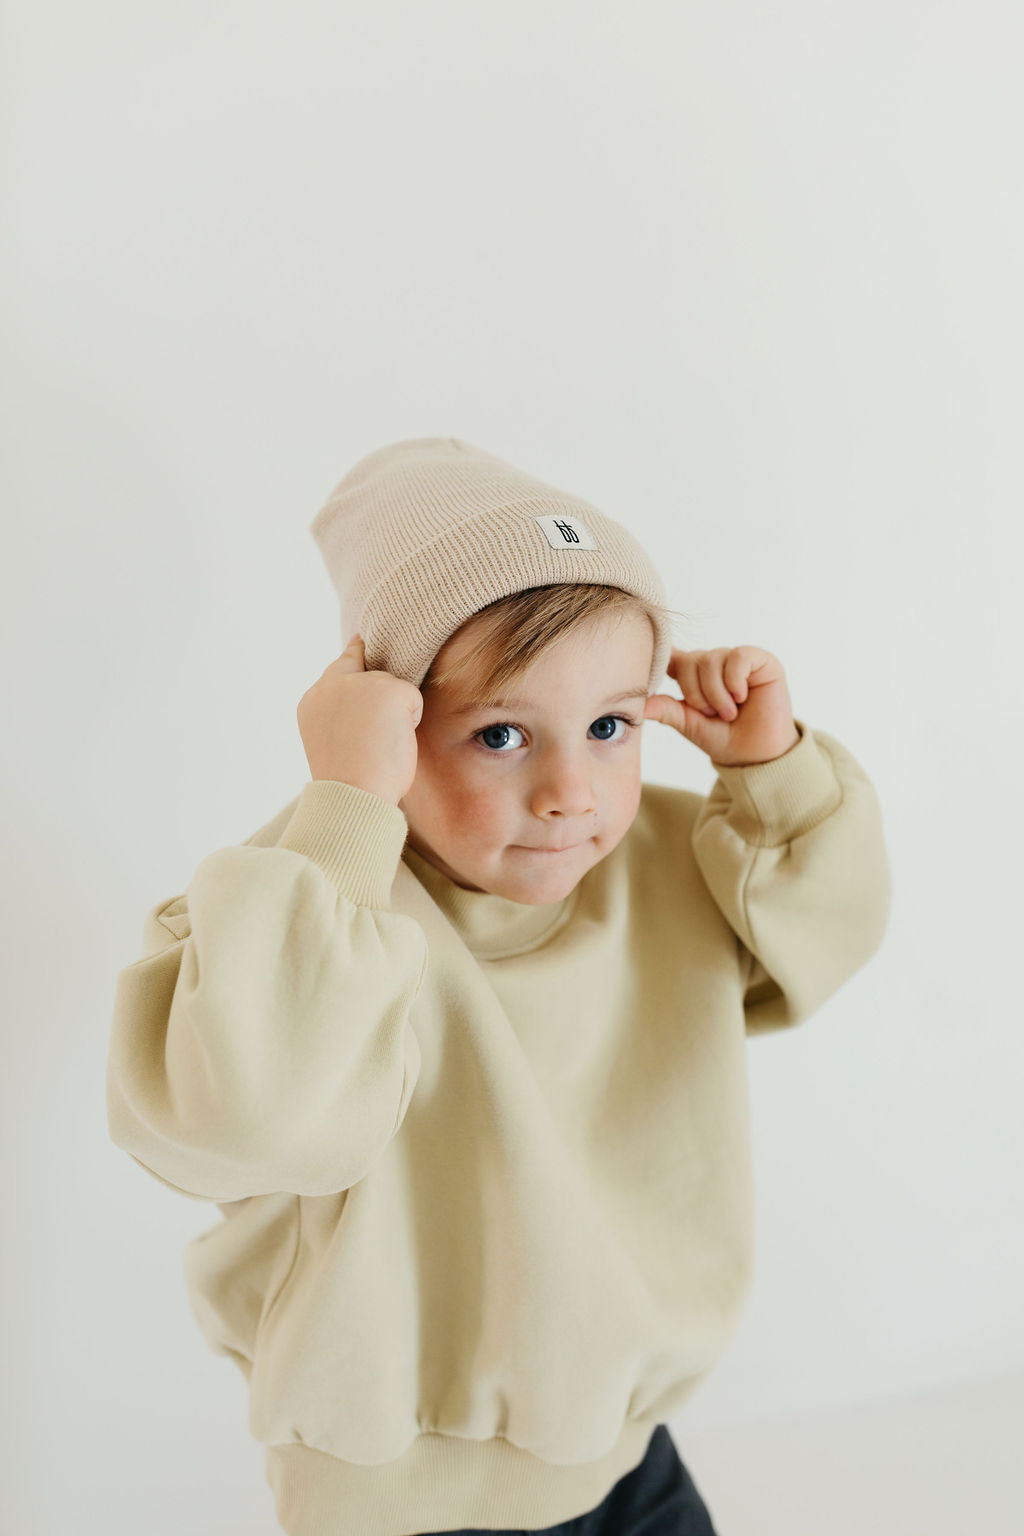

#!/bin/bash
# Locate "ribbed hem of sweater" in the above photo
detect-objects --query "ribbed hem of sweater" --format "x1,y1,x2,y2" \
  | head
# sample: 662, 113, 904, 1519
710, 718, 843, 846
262, 1417, 658, 1536
274, 779, 410, 907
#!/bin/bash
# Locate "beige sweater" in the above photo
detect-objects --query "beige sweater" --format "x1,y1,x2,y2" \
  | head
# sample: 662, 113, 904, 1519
106, 718, 890, 1535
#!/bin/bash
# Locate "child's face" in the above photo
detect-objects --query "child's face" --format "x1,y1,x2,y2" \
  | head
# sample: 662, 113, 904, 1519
399, 608, 655, 904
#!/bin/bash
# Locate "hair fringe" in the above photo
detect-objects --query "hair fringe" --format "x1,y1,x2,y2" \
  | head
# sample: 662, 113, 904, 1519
422, 583, 692, 700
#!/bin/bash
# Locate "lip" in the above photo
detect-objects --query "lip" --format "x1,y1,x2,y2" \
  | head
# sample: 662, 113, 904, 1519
513, 842, 584, 854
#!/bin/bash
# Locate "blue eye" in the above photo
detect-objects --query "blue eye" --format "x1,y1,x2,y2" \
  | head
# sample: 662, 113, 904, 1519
474, 714, 635, 753
476, 722, 525, 753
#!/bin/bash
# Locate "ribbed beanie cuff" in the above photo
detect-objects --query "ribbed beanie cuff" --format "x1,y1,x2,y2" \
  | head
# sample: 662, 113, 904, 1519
309, 437, 673, 692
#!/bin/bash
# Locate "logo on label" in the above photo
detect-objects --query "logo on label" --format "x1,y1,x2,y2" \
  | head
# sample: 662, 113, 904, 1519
534, 514, 597, 550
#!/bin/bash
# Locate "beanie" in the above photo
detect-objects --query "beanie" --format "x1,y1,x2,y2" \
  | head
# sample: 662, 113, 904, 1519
309, 437, 673, 694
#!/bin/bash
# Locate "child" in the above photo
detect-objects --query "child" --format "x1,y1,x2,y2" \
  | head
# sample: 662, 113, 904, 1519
107, 437, 891, 1536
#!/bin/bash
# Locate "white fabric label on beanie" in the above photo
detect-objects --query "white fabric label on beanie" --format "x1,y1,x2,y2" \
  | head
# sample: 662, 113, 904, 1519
533, 514, 597, 551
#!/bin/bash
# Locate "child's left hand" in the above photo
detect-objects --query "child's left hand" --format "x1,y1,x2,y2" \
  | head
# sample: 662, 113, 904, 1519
644, 646, 801, 766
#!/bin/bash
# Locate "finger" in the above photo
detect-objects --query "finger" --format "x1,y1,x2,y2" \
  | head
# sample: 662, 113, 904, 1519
697, 650, 739, 719
671, 651, 718, 716
646, 691, 727, 739
722, 649, 749, 705
333, 632, 366, 672
644, 693, 695, 730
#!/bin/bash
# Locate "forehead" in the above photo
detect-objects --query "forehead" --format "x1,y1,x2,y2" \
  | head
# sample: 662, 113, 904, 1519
431, 605, 653, 713
445, 682, 649, 718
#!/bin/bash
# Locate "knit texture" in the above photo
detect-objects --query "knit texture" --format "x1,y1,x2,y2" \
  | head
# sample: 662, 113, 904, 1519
309, 437, 674, 692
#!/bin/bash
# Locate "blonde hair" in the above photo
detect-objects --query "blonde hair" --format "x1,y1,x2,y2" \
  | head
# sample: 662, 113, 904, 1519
422, 583, 689, 701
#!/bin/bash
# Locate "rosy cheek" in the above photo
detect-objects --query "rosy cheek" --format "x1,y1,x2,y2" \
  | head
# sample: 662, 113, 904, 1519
450, 783, 504, 840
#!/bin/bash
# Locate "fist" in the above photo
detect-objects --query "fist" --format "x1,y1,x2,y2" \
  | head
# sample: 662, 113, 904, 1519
644, 645, 800, 766
296, 634, 423, 807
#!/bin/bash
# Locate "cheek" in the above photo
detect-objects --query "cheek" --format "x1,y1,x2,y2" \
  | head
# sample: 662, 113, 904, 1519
420, 748, 507, 839
448, 775, 508, 842
603, 762, 643, 831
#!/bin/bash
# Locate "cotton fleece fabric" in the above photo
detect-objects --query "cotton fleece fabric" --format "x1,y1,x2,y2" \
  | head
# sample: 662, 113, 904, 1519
106, 718, 891, 1536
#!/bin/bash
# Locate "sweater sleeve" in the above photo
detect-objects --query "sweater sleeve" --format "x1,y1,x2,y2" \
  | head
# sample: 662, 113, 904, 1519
106, 780, 428, 1201
690, 719, 892, 1035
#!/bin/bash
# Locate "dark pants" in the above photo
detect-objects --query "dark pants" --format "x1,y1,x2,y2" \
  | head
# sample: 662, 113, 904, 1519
415, 1424, 719, 1535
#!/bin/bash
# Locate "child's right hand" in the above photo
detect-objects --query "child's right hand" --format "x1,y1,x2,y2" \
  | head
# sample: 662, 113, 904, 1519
296, 634, 423, 807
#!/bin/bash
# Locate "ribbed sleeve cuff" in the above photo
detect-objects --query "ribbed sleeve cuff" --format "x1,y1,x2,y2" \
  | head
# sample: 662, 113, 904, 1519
273, 779, 410, 907
709, 718, 842, 846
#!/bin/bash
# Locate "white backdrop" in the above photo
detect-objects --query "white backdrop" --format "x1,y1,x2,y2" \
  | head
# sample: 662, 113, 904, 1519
3, 3, 1022, 1532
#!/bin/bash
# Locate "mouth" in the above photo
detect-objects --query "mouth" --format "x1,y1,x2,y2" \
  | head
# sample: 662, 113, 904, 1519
512, 842, 585, 855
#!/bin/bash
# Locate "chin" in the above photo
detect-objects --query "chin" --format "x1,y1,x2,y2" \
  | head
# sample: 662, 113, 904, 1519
505, 863, 588, 903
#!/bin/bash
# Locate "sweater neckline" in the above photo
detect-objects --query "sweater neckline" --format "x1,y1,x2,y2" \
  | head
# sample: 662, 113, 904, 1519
401, 842, 580, 958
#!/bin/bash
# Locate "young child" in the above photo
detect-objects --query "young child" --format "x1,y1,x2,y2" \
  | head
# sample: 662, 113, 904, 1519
107, 437, 891, 1536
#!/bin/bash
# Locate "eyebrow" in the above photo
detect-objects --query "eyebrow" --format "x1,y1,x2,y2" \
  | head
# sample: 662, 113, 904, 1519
447, 684, 650, 718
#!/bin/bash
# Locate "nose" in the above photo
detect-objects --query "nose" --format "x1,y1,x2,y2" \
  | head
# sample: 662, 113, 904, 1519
528, 748, 597, 820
